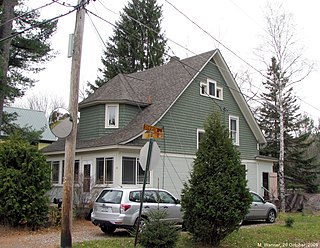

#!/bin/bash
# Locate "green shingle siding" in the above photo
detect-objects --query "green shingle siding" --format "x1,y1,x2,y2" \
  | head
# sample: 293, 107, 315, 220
156, 59, 259, 160
78, 105, 105, 140
119, 104, 141, 127
79, 104, 142, 140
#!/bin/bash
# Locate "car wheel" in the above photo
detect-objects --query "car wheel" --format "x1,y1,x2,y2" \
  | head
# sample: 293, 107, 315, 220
134, 217, 147, 233
100, 226, 116, 234
266, 209, 276, 223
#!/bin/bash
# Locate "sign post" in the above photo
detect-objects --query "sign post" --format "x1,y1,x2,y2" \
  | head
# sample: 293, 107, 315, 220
134, 138, 153, 247
134, 124, 163, 247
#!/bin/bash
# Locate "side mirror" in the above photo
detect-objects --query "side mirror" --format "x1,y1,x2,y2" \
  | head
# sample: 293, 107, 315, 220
49, 108, 73, 138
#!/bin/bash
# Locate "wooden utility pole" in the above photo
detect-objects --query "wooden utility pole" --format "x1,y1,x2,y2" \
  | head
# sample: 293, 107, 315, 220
60, 1, 86, 247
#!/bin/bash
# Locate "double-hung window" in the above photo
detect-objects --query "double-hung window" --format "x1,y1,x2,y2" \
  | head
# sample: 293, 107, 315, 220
122, 157, 150, 185
50, 161, 60, 184
96, 157, 114, 184
49, 160, 80, 185
197, 128, 205, 149
200, 79, 223, 100
229, 115, 239, 145
105, 104, 119, 128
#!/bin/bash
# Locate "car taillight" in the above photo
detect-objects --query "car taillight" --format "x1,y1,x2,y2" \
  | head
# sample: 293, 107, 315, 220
120, 203, 131, 213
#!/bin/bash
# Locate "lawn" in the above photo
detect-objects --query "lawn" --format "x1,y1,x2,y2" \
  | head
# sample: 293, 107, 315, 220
73, 213, 320, 248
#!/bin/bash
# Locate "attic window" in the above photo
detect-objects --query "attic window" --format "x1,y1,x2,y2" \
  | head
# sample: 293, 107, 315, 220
200, 79, 223, 100
105, 104, 119, 128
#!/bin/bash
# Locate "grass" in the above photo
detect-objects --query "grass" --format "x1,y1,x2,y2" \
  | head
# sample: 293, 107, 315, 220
73, 213, 320, 248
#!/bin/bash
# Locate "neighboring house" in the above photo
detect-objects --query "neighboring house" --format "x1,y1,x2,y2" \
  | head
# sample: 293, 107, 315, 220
43, 49, 278, 201
2, 107, 57, 149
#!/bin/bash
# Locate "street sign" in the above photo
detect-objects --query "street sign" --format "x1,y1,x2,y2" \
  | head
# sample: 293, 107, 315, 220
143, 124, 163, 133
139, 141, 161, 171
142, 132, 164, 139
143, 124, 164, 139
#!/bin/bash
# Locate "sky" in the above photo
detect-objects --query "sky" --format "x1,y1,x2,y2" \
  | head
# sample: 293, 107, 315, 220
19, 0, 320, 122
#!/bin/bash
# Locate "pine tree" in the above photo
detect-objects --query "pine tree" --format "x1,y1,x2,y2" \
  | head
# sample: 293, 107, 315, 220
0, 0, 57, 125
258, 57, 319, 193
88, 0, 167, 92
181, 111, 251, 247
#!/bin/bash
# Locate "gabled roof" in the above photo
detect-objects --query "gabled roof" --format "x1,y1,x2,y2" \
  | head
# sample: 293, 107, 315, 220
44, 49, 265, 153
3, 107, 57, 142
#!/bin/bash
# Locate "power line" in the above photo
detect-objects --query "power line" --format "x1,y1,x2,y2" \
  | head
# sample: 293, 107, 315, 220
0, 1, 56, 29
0, 0, 90, 44
162, 0, 320, 118
86, 1, 319, 122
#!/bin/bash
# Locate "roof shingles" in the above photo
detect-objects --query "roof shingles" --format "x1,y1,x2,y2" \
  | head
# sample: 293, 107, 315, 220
43, 50, 218, 152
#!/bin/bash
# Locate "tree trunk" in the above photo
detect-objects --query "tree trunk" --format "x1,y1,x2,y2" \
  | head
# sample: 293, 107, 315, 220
278, 78, 286, 212
0, 0, 18, 126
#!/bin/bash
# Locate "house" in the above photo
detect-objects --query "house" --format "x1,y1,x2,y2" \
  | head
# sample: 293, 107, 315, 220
43, 49, 278, 201
2, 106, 57, 149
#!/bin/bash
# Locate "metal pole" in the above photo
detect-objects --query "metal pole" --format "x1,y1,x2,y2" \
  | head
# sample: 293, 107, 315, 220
60, 1, 86, 247
134, 138, 154, 247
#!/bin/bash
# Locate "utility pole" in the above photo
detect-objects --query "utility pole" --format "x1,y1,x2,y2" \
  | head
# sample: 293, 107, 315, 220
60, 1, 86, 247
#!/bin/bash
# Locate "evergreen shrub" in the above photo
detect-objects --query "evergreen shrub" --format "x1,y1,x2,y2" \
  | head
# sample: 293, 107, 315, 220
0, 136, 51, 229
181, 111, 252, 246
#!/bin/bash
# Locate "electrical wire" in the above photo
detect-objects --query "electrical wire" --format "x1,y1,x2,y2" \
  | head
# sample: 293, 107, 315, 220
0, 0, 90, 44
0, 1, 56, 29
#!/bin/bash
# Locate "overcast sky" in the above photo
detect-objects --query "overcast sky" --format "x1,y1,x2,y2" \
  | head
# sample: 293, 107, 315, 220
20, 0, 320, 121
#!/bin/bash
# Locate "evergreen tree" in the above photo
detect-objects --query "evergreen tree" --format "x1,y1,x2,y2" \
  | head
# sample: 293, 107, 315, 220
181, 111, 251, 247
88, 0, 167, 92
257, 57, 319, 193
0, 134, 51, 229
0, 0, 57, 125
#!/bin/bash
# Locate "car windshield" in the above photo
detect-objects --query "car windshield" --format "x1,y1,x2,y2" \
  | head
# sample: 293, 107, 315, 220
96, 190, 123, 204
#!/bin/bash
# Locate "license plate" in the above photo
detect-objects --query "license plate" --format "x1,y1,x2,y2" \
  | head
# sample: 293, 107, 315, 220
101, 207, 111, 213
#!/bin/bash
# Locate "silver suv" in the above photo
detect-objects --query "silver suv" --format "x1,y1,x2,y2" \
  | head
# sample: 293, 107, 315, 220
91, 187, 183, 234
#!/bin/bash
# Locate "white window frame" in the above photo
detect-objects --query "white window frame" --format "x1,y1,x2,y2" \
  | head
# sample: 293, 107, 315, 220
229, 115, 239, 146
50, 160, 60, 185
105, 104, 119, 128
200, 79, 223, 100
197, 128, 205, 149
95, 157, 114, 185
122, 157, 150, 185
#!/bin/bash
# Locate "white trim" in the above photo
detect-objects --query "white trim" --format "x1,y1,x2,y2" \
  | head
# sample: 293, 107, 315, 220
44, 145, 143, 155
229, 115, 239, 146
105, 104, 119, 128
161, 152, 195, 159
213, 51, 266, 143
199, 78, 223, 100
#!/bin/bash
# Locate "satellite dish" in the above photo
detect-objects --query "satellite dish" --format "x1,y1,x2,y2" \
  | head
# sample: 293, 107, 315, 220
49, 108, 73, 138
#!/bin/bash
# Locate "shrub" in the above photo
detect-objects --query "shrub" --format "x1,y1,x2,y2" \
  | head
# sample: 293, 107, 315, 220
138, 211, 179, 248
48, 206, 62, 226
181, 111, 252, 246
285, 217, 295, 227
0, 136, 51, 229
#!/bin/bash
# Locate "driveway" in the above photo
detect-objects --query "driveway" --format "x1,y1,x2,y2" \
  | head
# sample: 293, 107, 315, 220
0, 219, 128, 248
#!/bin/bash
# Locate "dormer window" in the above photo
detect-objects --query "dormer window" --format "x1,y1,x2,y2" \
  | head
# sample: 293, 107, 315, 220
105, 104, 119, 128
200, 79, 223, 100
